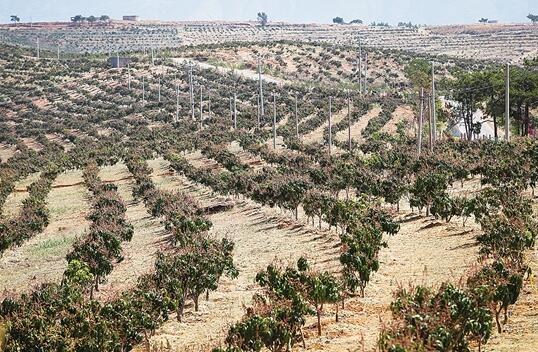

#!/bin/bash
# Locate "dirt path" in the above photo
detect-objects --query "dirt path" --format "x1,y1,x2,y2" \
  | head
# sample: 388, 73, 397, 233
0, 169, 90, 293
335, 105, 382, 144
136, 159, 340, 351
486, 247, 538, 352
2, 172, 41, 218
303, 108, 348, 144
227, 141, 269, 170
134, 158, 480, 351
94, 161, 174, 300
381, 105, 414, 135
172, 58, 288, 85
305, 215, 479, 351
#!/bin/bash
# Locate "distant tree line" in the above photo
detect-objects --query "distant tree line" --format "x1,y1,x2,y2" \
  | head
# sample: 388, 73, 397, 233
332, 17, 363, 25
70, 15, 111, 26
397, 21, 418, 29
370, 21, 390, 27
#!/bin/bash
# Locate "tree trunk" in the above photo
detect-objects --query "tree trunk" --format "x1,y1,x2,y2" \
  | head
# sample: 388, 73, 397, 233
335, 303, 339, 322
525, 104, 530, 136
317, 309, 322, 336
194, 295, 199, 312
177, 299, 185, 322
495, 308, 502, 333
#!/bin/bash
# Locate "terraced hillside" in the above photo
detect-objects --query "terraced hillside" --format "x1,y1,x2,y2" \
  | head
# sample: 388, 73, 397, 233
1, 21, 537, 62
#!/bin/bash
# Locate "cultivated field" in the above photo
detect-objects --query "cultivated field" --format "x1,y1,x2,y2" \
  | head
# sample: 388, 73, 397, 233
0, 20, 537, 352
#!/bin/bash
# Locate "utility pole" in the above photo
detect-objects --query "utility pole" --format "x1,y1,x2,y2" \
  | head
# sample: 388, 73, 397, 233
348, 94, 352, 152
117, 52, 120, 69
328, 97, 332, 156
208, 92, 211, 117
364, 52, 368, 94
151, 47, 154, 65
431, 62, 437, 144
200, 86, 203, 129
358, 38, 362, 94
36, 37, 40, 59
189, 64, 195, 119
142, 76, 146, 105
158, 76, 161, 103
127, 64, 131, 90
273, 93, 277, 149
233, 92, 237, 129
175, 82, 180, 122
428, 96, 434, 152
294, 93, 299, 138
256, 94, 261, 129
258, 58, 264, 116
57, 43, 60, 61
505, 63, 510, 142
418, 88, 424, 154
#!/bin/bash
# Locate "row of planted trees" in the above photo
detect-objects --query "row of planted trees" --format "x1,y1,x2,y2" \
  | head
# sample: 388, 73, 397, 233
0, 141, 239, 350
379, 185, 536, 351
0, 138, 69, 254
165, 142, 402, 351
167, 119, 538, 351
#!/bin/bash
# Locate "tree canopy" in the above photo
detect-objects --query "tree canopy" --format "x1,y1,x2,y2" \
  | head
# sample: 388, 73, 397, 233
257, 12, 268, 27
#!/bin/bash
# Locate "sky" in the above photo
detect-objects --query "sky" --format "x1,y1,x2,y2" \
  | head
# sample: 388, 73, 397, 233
2, 0, 537, 25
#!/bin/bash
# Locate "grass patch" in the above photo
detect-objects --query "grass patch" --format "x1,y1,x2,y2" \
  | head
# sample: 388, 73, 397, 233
29, 236, 76, 258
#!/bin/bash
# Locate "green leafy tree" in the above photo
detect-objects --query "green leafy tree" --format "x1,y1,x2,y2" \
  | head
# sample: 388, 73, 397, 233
257, 12, 268, 27
332, 17, 345, 24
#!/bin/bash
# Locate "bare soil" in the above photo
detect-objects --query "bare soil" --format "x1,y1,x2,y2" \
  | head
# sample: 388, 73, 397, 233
0, 169, 90, 293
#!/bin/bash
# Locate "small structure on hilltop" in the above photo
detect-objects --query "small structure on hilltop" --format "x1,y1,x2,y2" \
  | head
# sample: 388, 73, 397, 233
122, 15, 139, 21
108, 57, 131, 68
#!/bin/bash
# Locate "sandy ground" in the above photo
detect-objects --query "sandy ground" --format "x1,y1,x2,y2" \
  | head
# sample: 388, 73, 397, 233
227, 141, 269, 170
20, 137, 43, 151
136, 160, 341, 352
486, 249, 538, 352
1, 172, 41, 218
381, 105, 414, 135
185, 150, 224, 171
335, 106, 382, 144
0, 169, 90, 293
133, 155, 481, 352
0, 144, 16, 163
173, 58, 287, 85
94, 161, 172, 301
303, 108, 348, 145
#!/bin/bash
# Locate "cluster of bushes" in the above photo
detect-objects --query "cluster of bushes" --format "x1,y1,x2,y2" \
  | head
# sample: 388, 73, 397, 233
214, 258, 340, 351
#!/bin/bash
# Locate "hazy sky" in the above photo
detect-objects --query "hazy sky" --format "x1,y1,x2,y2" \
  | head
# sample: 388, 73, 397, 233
2, 0, 537, 25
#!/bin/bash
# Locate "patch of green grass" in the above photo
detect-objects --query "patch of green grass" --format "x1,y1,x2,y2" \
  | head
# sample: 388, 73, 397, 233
29, 236, 76, 257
